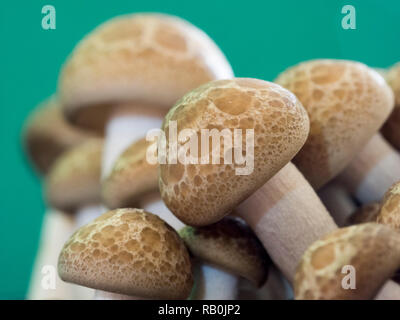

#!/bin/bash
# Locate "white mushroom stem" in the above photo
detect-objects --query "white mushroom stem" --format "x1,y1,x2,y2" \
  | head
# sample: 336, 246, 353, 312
236, 162, 400, 299
140, 193, 239, 300
102, 107, 163, 179
318, 183, 357, 227
94, 107, 163, 300
28, 210, 76, 300
192, 262, 239, 300
338, 133, 400, 204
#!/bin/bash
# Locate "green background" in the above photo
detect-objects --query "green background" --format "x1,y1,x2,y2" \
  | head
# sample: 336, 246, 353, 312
0, 0, 399, 299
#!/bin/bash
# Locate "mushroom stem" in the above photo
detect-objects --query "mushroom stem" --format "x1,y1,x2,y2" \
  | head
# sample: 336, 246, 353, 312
27, 209, 76, 299
237, 162, 337, 282
102, 107, 163, 179
338, 133, 400, 203
318, 182, 357, 227
237, 162, 400, 299
140, 192, 185, 231
192, 262, 239, 300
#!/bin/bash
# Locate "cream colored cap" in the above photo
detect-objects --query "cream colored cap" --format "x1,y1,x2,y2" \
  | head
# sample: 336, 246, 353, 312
276, 59, 394, 189
295, 223, 400, 299
22, 96, 91, 175
180, 217, 270, 286
376, 181, 400, 230
159, 78, 310, 226
59, 13, 234, 132
382, 62, 400, 149
102, 138, 158, 209
46, 138, 103, 212
58, 208, 193, 299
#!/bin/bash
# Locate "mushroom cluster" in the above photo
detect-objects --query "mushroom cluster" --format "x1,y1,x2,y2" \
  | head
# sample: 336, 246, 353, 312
22, 12, 400, 300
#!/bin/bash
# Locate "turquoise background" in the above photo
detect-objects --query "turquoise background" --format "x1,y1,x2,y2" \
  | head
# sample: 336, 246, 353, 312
0, 0, 399, 299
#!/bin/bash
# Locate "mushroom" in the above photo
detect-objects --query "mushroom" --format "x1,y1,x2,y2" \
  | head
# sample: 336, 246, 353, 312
375, 181, 400, 230
318, 181, 357, 227
46, 138, 105, 228
180, 217, 270, 299
102, 138, 252, 299
275, 59, 394, 191
58, 13, 234, 186
382, 62, 400, 149
22, 97, 95, 300
294, 223, 400, 299
158, 77, 400, 299
22, 96, 92, 175
58, 208, 193, 299
348, 202, 381, 225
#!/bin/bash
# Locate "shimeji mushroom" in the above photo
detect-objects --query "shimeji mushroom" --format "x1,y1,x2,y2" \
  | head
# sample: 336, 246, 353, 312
46, 138, 105, 228
58, 208, 193, 299
275, 59, 396, 204
158, 77, 400, 299
22, 97, 94, 299
180, 217, 271, 299
102, 138, 261, 299
58, 13, 234, 182
294, 223, 400, 300
318, 181, 357, 227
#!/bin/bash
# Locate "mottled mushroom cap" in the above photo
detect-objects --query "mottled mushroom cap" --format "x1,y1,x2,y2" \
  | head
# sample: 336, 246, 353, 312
102, 138, 158, 209
58, 208, 193, 299
22, 96, 91, 175
46, 138, 103, 212
377, 181, 400, 229
59, 13, 233, 132
159, 78, 310, 226
348, 202, 380, 225
294, 223, 400, 300
180, 217, 270, 286
276, 59, 394, 189
382, 62, 400, 149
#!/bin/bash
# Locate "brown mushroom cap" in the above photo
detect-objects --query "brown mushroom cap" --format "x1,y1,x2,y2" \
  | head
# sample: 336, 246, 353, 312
180, 217, 270, 286
275, 59, 394, 189
382, 62, 400, 149
22, 96, 92, 175
376, 181, 400, 229
59, 13, 233, 132
348, 202, 381, 225
294, 223, 400, 300
58, 208, 193, 299
46, 138, 103, 212
159, 78, 310, 226
102, 138, 158, 209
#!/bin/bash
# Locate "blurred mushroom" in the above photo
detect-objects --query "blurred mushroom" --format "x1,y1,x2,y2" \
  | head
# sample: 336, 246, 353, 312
295, 223, 400, 299
46, 138, 105, 228
22, 96, 92, 175
180, 217, 270, 299
58, 208, 193, 299
58, 13, 234, 184
22, 97, 95, 299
